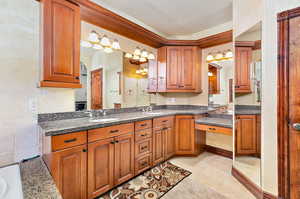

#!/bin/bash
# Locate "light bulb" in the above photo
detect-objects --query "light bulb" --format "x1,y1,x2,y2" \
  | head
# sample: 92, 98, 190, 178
147, 53, 155, 60
136, 69, 141, 74
125, 53, 133, 58
134, 47, 141, 56
208, 72, 213, 77
112, 40, 121, 50
100, 35, 111, 46
141, 50, 148, 58
93, 44, 103, 50
206, 53, 214, 62
104, 47, 113, 53
225, 50, 233, 59
88, 31, 99, 43
80, 40, 92, 48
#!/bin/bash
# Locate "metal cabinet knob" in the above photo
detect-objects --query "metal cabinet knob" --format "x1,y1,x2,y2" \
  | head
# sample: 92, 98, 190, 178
293, 123, 300, 131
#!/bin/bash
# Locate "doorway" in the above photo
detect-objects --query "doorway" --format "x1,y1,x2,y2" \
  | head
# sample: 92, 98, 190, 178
91, 69, 103, 110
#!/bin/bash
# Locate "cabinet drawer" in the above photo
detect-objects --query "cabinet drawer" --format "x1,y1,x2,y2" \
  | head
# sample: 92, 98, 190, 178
88, 123, 134, 142
135, 120, 152, 131
135, 138, 152, 157
195, 124, 232, 136
135, 153, 152, 175
153, 116, 174, 128
135, 129, 152, 141
51, 131, 87, 151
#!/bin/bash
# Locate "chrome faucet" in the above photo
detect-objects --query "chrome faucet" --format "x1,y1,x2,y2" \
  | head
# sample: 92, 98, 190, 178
142, 105, 153, 112
100, 109, 107, 116
85, 110, 94, 118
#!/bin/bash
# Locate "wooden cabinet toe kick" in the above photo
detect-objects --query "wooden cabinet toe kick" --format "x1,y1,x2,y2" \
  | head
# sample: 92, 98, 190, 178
195, 124, 232, 136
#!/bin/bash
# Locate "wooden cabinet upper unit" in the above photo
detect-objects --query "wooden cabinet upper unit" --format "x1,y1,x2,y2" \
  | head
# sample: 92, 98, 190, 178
40, 0, 82, 88
151, 46, 201, 93
235, 44, 252, 93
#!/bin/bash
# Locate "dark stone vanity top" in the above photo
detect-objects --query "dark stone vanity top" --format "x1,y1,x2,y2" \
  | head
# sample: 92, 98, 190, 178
235, 105, 261, 115
20, 157, 62, 199
39, 108, 215, 136
195, 116, 233, 129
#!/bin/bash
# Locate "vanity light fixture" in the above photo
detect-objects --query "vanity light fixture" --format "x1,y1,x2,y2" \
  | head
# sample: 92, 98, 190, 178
125, 53, 133, 58
100, 35, 111, 46
112, 39, 121, 50
147, 53, 155, 60
134, 47, 141, 56
206, 50, 233, 63
88, 31, 99, 43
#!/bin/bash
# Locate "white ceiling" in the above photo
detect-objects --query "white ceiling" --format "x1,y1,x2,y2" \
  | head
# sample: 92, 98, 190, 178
91, 0, 232, 37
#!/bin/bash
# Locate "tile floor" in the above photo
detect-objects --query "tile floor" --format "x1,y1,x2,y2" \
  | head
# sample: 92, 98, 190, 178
162, 152, 255, 199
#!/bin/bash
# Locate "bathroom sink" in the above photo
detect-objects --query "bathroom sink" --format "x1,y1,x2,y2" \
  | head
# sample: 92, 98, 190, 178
0, 176, 7, 198
89, 118, 119, 123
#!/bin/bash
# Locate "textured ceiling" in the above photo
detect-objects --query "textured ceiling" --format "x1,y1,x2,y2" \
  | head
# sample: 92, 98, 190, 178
91, 0, 232, 36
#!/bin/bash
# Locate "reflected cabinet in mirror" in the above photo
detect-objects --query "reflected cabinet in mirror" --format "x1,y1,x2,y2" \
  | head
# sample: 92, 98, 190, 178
233, 22, 262, 190
75, 22, 154, 111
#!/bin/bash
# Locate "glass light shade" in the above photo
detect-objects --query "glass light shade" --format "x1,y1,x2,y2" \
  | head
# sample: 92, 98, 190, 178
93, 44, 103, 50
147, 53, 155, 60
208, 72, 213, 77
133, 55, 140, 60
88, 31, 99, 43
215, 52, 224, 60
141, 50, 148, 58
134, 47, 141, 56
80, 40, 92, 48
136, 69, 141, 74
206, 54, 214, 62
225, 50, 233, 59
112, 40, 121, 50
125, 53, 133, 58
139, 57, 147, 62
104, 47, 113, 53
100, 35, 111, 46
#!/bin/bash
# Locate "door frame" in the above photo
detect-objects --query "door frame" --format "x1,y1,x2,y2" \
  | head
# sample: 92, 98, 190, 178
277, 7, 300, 199
91, 68, 103, 110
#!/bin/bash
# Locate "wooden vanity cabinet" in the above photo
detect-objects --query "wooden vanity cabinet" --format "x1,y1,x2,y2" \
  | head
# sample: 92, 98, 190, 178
235, 115, 261, 156
175, 115, 204, 155
40, 0, 82, 88
153, 116, 175, 165
153, 46, 201, 93
235, 46, 252, 93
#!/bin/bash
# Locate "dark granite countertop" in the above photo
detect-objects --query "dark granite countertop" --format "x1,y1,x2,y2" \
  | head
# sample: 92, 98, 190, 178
195, 117, 233, 129
39, 108, 214, 136
235, 109, 261, 115
20, 157, 62, 199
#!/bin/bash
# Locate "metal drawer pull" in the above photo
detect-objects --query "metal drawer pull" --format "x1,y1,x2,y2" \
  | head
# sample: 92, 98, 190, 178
64, 138, 77, 143
141, 162, 148, 167
110, 130, 119, 133
141, 146, 148, 150
162, 120, 168, 123
141, 134, 146, 137
208, 128, 216, 131
140, 124, 147, 127
293, 123, 300, 131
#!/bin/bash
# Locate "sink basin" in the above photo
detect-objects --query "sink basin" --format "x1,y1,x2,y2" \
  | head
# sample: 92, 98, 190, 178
144, 112, 163, 115
89, 118, 119, 123
0, 176, 7, 198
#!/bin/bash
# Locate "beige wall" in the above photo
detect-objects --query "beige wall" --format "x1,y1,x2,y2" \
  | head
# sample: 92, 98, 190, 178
261, 0, 300, 195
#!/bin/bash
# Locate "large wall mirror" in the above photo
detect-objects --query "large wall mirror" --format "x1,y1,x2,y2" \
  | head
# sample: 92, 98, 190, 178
75, 22, 156, 111
233, 22, 262, 189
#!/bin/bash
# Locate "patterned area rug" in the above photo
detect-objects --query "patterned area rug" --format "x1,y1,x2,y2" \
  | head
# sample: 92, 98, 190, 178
98, 162, 191, 199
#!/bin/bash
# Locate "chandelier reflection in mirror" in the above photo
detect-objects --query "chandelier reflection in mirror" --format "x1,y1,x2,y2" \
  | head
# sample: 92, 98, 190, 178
80, 30, 121, 53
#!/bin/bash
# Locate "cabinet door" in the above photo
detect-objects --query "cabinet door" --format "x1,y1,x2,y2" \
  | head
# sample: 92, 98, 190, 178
180, 47, 197, 90
147, 60, 158, 92
157, 47, 167, 92
164, 127, 175, 159
175, 115, 195, 155
41, 0, 81, 86
167, 47, 182, 89
235, 46, 252, 93
153, 128, 165, 165
52, 145, 87, 199
114, 132, 135, 185
235, 115, 257, 155
87, 138, 114, 199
